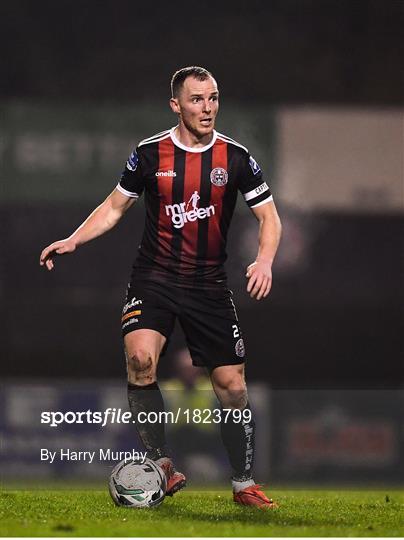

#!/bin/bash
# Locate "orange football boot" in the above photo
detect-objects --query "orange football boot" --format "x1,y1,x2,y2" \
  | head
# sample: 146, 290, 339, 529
157, 458, 186, 496
233, 484, 279, 508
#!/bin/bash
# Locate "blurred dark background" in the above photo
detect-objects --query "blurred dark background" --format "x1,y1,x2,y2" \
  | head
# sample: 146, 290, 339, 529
1, 0, 403, 387
1, 0, 402, 104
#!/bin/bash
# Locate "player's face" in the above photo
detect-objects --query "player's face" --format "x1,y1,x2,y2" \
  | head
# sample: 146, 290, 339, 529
170, 76, 219, 139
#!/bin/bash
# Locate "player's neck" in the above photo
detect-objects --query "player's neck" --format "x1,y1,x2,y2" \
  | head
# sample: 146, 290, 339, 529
174, 124, 214, 149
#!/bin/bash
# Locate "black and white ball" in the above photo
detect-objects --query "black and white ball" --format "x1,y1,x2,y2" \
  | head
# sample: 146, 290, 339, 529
109, 458, 167, 508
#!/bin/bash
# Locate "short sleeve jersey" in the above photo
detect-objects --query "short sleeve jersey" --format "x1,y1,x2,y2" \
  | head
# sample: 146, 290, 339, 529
117, 127, 273, 288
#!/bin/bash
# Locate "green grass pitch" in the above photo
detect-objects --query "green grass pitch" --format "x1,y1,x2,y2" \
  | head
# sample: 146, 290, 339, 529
1, 488, 403, 537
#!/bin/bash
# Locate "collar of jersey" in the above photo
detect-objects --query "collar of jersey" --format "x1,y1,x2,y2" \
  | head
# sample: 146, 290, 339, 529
169, 126, 217, 153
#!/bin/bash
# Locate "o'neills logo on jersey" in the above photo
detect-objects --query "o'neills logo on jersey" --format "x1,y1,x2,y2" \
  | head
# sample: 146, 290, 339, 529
156, 170, 176, 177
165, 191, 215, 229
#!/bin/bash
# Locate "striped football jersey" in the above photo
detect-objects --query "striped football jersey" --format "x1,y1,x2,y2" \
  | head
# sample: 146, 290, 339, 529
117, 127, 273, 288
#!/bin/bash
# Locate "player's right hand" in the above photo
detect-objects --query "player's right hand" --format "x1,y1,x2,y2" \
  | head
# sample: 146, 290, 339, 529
39, 238, 77, 271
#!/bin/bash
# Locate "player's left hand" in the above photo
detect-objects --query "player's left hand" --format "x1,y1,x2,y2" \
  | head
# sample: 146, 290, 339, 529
245, 261, 272, 300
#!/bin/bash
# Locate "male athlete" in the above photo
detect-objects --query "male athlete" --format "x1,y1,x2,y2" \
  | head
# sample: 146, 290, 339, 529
40, 66, 282, 508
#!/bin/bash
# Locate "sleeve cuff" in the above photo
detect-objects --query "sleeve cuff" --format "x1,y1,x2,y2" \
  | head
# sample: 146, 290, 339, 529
250, 195, 273, 208
116, 183, 140, 199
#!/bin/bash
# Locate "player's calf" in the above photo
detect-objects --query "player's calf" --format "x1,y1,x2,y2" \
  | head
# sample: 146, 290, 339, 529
127, 381, 170, 461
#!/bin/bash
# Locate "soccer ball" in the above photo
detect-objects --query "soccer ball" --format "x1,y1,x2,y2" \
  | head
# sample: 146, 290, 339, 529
109, 458, 167, 508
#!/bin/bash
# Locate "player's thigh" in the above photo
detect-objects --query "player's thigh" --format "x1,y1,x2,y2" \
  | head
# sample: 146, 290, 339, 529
121, 281, 176, 340
179, 288, 246, 370
122, 280, 177, 372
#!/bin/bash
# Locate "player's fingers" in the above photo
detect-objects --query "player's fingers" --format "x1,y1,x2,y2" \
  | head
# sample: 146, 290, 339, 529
245, 262, 257, 278
263, 279, 272, 298
246, 272, 257, 293
255, 276, 269, 300
45, 258, 54, 271
256, 277, 269, 300
40, 248, 50, 265
40, 243, 59, 264
250, 275, 264, 298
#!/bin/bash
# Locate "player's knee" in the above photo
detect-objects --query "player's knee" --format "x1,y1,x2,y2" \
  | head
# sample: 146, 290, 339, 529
227, 385, 247, 409
217, 378, 247, 409
127, 349, 156, 383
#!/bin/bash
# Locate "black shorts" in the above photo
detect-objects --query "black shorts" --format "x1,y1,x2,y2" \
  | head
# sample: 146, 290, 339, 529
121, 280, 246, 369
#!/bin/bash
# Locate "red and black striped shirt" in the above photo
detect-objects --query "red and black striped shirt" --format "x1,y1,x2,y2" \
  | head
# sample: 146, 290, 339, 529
117, 127, 272, 289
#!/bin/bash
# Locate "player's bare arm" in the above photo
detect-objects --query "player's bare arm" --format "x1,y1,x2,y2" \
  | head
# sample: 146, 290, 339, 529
39, 188, 135, 271
246, 200, 282, 300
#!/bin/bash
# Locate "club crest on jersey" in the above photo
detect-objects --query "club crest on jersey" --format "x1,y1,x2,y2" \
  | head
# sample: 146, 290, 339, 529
235, 338, 245, 358
165, 191, 215, 229
210, 167, 228, 187
249, 155, 261, 175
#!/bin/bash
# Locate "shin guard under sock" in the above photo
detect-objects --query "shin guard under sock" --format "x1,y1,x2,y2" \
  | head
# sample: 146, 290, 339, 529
127, 381, 170, 461
220, 402, 255, 481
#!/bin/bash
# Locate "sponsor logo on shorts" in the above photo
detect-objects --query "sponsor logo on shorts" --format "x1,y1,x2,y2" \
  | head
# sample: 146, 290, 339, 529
210, 167, 228, 186
123, 297, 143, 314
165, 190, 215, 229
235, 338, 245, 358
122, 318, 138, 329
122, 310, 141, 323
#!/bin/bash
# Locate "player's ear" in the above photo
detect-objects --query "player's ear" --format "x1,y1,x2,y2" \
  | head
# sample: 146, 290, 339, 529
170, 97, 180, 114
